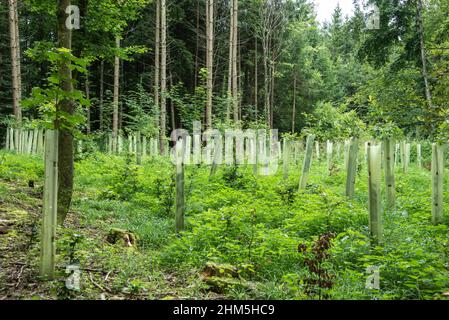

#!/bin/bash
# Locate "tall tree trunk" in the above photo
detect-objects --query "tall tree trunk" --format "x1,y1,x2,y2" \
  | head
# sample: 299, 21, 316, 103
254, 37, 258, 121
160, 0, 167, 155
85, 69, 90, 134
226, 0, 234, 122
99, 60, 104, 131
417, 0, 433, 109
113, 37, 120, 153
270, 58, 275, 128
263, 35, 270, 126
238, 36, 242, 117
232, 0, 238, 122
0, 53, 3, 93
154, 0, 160, 130
56, 0, 75, 225
8, 0, 22, 122
170, 71, 175, 130
119, 59, 124, 131
14, 0, 21, 83
205, 0, 214, 128
194, 0, 200, 89
292, 74, 296, 133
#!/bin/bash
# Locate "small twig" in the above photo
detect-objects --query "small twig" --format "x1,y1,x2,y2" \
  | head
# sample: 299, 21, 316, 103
88, 272, 113, 293
7, 261, 27, 266
15, 265, 26, 288
104, 270, 112, 282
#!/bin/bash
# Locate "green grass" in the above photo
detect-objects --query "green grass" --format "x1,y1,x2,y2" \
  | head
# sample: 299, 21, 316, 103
0, 149, 449, 300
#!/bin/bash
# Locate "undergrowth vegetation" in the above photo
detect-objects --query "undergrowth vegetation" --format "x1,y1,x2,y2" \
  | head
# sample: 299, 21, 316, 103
1, 150, 449, 300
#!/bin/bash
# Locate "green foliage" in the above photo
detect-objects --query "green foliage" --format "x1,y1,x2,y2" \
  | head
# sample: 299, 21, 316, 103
0, 152, 44, 182
2, 0, 449, 300
304, 102, 366, 141
168, 78, 205, 131
123, 84, 158, 136
22, 48, 90, 135
2, 147, 449, 299
86, 0, 150, 36
101, 155, 141, 201
221, 166, 257, 190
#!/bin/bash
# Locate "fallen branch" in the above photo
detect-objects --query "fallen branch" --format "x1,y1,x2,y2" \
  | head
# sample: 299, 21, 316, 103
88, 272, 113, 293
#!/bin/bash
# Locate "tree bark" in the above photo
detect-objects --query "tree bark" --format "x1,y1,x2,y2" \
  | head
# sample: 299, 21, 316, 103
160, 0, 167, 155
154, 0, 160, 129
8, 0, 22, 122
99, 60, 104, 131
170, 71, 175, 130
85, 69, 90, 134
270, 57, 275, 128
205, 0, 214, 128
263, 35, 269, 126
254, 37, 258, 121
56, 0, 75, 225
238, 37, 242, 119
292, 74, 296, 133
417, 0, 433, 109
232, 0, 238, 122
113, 37, 120, 153
194, 0, 200, 89
226, 0, 234, 122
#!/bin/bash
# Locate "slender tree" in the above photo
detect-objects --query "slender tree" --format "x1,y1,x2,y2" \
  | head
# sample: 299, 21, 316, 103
291, 74, 296, 133
226, 0, 234, 122
417, 0, 433, 109
232, 0, 238, 122
99, 60, 104, 131
112, 37, 120, 152
154, 0, 161, 132
205, 0, 214, 128
85, 69, 90, 134
194, 0, 200, 89
8, 0, 22, 122
170, 71, 175, 130
258, 0, 285, 128
261, 2, 271, 126
160, 0, 167, 154
254, 37, 258, 120
56, 0, 75, 224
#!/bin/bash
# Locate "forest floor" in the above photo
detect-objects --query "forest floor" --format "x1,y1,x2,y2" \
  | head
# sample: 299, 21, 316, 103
0, 177, 211, 300
0, 153, 225, 300
1, 149, 449, 300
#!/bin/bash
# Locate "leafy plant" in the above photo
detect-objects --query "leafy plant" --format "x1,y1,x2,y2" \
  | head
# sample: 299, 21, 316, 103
23, 47, 90, 136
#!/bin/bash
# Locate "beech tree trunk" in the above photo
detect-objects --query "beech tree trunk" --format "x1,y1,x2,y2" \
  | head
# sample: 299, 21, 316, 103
232, 0, 238, 122
292, 74, 296, 133
154, 0, 160, 130
113, 37, 120, 153
417, 0, 433, 109
270, 51, 275, 128
85, 69, 90, 134
263, 37, 269, 126
205, 0, 214, 128
194, 0, 200, 89
170, 71, 175, 130
8, 0, 22, 122
99, 60, 104, 131
160, 0, 167, 155
226, 0, 234, 122
56, 0, 75, 225
254, 37, 258, 120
